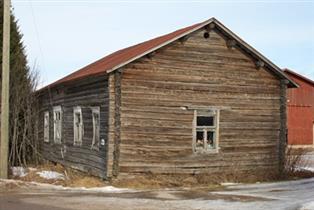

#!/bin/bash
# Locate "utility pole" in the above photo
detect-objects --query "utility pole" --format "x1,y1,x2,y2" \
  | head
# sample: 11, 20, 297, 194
0, 0, 11, 179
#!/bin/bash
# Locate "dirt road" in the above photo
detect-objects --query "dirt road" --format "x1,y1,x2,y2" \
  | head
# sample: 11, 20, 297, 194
1, 151, 314, 210
1, 177, 314, 210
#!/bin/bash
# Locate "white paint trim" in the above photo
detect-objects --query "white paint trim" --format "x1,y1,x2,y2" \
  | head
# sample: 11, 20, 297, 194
91, 106, 100, 150
53, 106, 62, 144
193, 109, 220, 154
73, 106, 83, 146
43, 111, 49, 143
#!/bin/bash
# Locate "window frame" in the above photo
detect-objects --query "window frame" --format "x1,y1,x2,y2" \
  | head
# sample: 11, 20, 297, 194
73, 106, 84, 146
192, 109, 220, 153
91, 107, 100, 150
53, 106, 62, 144
44, 111, 50, 143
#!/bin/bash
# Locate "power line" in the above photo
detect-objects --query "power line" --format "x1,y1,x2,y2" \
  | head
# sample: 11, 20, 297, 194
28, 0, 46, 75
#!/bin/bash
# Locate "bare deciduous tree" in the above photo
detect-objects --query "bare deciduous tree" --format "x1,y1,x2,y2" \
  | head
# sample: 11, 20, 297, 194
1, 4, 40, 167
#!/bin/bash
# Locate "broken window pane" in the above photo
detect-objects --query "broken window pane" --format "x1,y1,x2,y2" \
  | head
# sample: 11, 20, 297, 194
193, 109, 219, 152
44, 112, 49, 142
91, 108, 100, 150
207, 131, 215, 149
73, 107, 83, 146
53, 106, 62, 144
196, 131, 204, 150
197, 116, 214, 126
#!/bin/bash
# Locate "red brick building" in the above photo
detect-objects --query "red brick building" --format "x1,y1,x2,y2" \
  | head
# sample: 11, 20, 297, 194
284, 69, 314, 147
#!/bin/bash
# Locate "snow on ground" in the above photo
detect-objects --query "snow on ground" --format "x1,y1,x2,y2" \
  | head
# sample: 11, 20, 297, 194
2, 151, 313, 210
2, 177, 314, 210
0, 178, 132, 193
36, 171, 65, 180
220, 182, 241, 186
300, 201, 314, 210
297, 166, 314, 172
300, 151, 314, 172
11, 167, 28, 177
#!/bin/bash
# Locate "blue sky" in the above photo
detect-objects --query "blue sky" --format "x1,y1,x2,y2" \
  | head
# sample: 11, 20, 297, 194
12, 0, 314, 87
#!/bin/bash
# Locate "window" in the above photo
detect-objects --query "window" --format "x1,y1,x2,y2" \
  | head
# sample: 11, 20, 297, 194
44, 111, 49, 142
193, 109, 220, 153
53, 106, 62, 144
73, 107, 83, 146
91, 107, 100, 150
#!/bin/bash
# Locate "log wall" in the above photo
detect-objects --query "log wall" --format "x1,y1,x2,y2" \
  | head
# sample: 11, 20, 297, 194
38, 75, 109, 178
115, 29, 281, 175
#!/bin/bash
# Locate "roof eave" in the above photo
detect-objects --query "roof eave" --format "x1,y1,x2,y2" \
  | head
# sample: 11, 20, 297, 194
212, 19, 298, 88
283, 68, 314, 87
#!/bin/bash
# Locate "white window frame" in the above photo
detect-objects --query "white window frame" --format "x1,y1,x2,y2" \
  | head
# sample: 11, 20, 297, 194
44, 111, 50, 143
73, 106, 83, 146
53, 106, 62, 144
192, 109, 220, 153
91, 107, 100, 150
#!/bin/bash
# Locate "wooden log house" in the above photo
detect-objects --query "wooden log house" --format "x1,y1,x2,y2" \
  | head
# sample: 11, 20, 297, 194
37, 18, 297, 179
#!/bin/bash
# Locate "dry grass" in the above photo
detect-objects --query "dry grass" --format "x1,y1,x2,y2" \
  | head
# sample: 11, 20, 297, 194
11, 163, 107, 188
111, 173, 220, 189
9, 148, 314, 190
284, 146, 314, 179
111, 171, 277, 190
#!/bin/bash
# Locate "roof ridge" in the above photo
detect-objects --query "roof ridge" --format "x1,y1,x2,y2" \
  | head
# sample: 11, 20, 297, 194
283, 68, 314, 86
38, 17, 297, 92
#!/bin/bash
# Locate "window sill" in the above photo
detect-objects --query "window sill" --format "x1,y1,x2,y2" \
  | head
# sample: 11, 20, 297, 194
194, 148, 220, 154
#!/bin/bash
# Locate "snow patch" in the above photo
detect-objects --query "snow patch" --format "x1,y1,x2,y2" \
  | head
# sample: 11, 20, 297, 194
296, 166, 314, 172
36, 171, 65, 180
79, 186, 129, 192
29, 181, 132, 193
11, 167, 28, 177
221, 182, 241, 186
28, 167, 37, 171
299, 201, 314, 210
1, 179, 132, 193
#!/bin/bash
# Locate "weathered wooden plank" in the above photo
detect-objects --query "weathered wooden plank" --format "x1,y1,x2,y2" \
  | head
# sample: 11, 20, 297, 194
116, 29, 281, 176
38, 75, 109, 178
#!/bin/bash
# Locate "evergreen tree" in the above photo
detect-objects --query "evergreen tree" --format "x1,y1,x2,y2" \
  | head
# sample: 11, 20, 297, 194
0, 3, 39, 167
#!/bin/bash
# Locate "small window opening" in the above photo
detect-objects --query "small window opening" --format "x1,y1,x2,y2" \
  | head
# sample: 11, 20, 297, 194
197, 116, 214, 126
203, 32, 210, 39
193, 109, 220, 153
44, 111, 49, 143
53, 106, 62, 144
91, 107, 100, 150
196, 131, 204, 150
73, 107, 83, 146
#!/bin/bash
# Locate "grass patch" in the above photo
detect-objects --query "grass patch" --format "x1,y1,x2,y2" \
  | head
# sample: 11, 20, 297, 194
11, 163, 107, 188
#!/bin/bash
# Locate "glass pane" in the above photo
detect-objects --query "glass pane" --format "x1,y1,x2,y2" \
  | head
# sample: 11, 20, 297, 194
206, 131, 215, 149
196, 131, 204, 150
74, 113, 81, 125
92, 112, 100, 148
93, 113, 99, 126
44, 116, 48, 127
197, 116, 214, 126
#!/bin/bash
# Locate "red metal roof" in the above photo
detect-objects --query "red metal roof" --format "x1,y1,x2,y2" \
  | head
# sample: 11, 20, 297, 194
284, 69, 314, 87
45, 21, 204, 89
40, 18, 298, 91
285, 69, 314, 145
